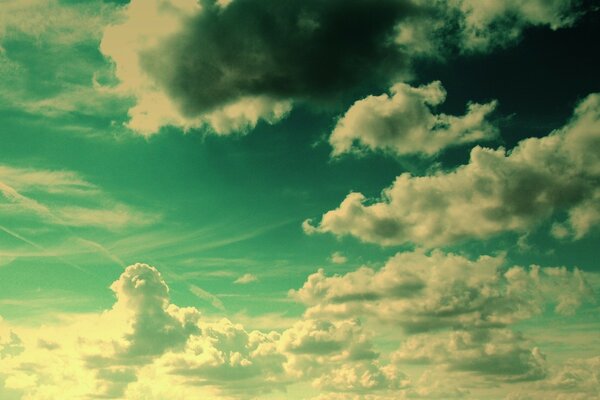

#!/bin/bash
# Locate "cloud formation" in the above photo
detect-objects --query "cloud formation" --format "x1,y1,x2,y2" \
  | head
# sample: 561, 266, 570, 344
0, 258, 597, 399
100, 0, 587, 136
305, 93, 600, 247
329, 81, 497, 157
292, 249, 596, 393
100, 0, 409, 135
292, 249, 592, 330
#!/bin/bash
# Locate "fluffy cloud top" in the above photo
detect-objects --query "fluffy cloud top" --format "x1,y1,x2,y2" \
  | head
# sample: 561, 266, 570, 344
292, 249, 595, 385
0, 263, 405, 399
305, 93, 600, 247
329, 81, 497, 157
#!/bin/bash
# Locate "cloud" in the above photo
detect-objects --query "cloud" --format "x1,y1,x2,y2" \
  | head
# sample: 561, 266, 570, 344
393, 328, 547, 382
0, 0, 115, 45
330, 251, 348, 265
100, 0, 410, 136
0, 164, 158, 231
234, 273, 258, 284
305, 93, 600, 247
291, 249, 594, 331
99, 0, 590, 136
447, 0, 584, 51
329, 81, 497, 157
291, 249, 596, 392
0, 263, 402, 399
0, 260, 597, 398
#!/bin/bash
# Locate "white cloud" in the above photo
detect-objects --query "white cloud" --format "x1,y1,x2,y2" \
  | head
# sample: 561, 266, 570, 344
0, 264, 401, 399
329, 81, 497, 157
0, 260, 597, 399
306, 93, 600, 247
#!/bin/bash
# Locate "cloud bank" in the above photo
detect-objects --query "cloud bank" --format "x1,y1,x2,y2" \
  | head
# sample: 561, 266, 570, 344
305, 93, 600, 247
100, 0, 587, 136
1, 255, 596, 399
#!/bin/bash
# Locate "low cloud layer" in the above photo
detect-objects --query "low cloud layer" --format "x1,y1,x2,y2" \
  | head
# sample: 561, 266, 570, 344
0, 257, 597, 399
306, 93, 600, 247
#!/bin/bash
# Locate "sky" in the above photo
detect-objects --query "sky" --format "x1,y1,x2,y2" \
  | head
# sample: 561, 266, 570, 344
0, 0, 599, 399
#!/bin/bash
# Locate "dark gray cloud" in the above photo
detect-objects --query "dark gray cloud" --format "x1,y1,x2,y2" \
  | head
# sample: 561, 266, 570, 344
140, 0, 413, 116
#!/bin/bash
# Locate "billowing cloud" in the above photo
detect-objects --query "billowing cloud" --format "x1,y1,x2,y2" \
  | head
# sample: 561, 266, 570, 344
329, 81, 497, 157
100, 0, 410, 136
292, 249, 596, 389
100, 0, 588, 136
0, 259, 597, 398
305, 93, 600, 247
394, 328, 547, 382
291, 249, 593, 330
0, 263, 402, 399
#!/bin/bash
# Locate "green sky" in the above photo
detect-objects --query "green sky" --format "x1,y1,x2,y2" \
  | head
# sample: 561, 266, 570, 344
0, 1, 599, 399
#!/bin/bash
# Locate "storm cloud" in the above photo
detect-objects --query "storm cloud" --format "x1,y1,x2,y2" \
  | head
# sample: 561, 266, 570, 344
140, 0, 412, 116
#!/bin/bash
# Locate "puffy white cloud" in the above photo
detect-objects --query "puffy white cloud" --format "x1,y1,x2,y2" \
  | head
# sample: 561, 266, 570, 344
291, 250, 593, 331
306, 93, 600, 247
0, 264, 405, 399
329, 81, 497, 157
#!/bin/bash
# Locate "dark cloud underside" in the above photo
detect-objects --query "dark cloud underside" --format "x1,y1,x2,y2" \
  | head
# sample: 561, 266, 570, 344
140, 0, 412, 115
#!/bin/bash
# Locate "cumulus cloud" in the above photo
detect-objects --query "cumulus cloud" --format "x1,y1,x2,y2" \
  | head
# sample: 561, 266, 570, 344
292, 250, 596, 389
330, 251, 348, 265
0, 263, 404, 399
100, 0, 410, 136
329, 81, 497, 157
0, 259, 597, 398
394, 328, 547, 381
291, 249, 593, 331
306, 93, 600, 247
99, 0, 589, 136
